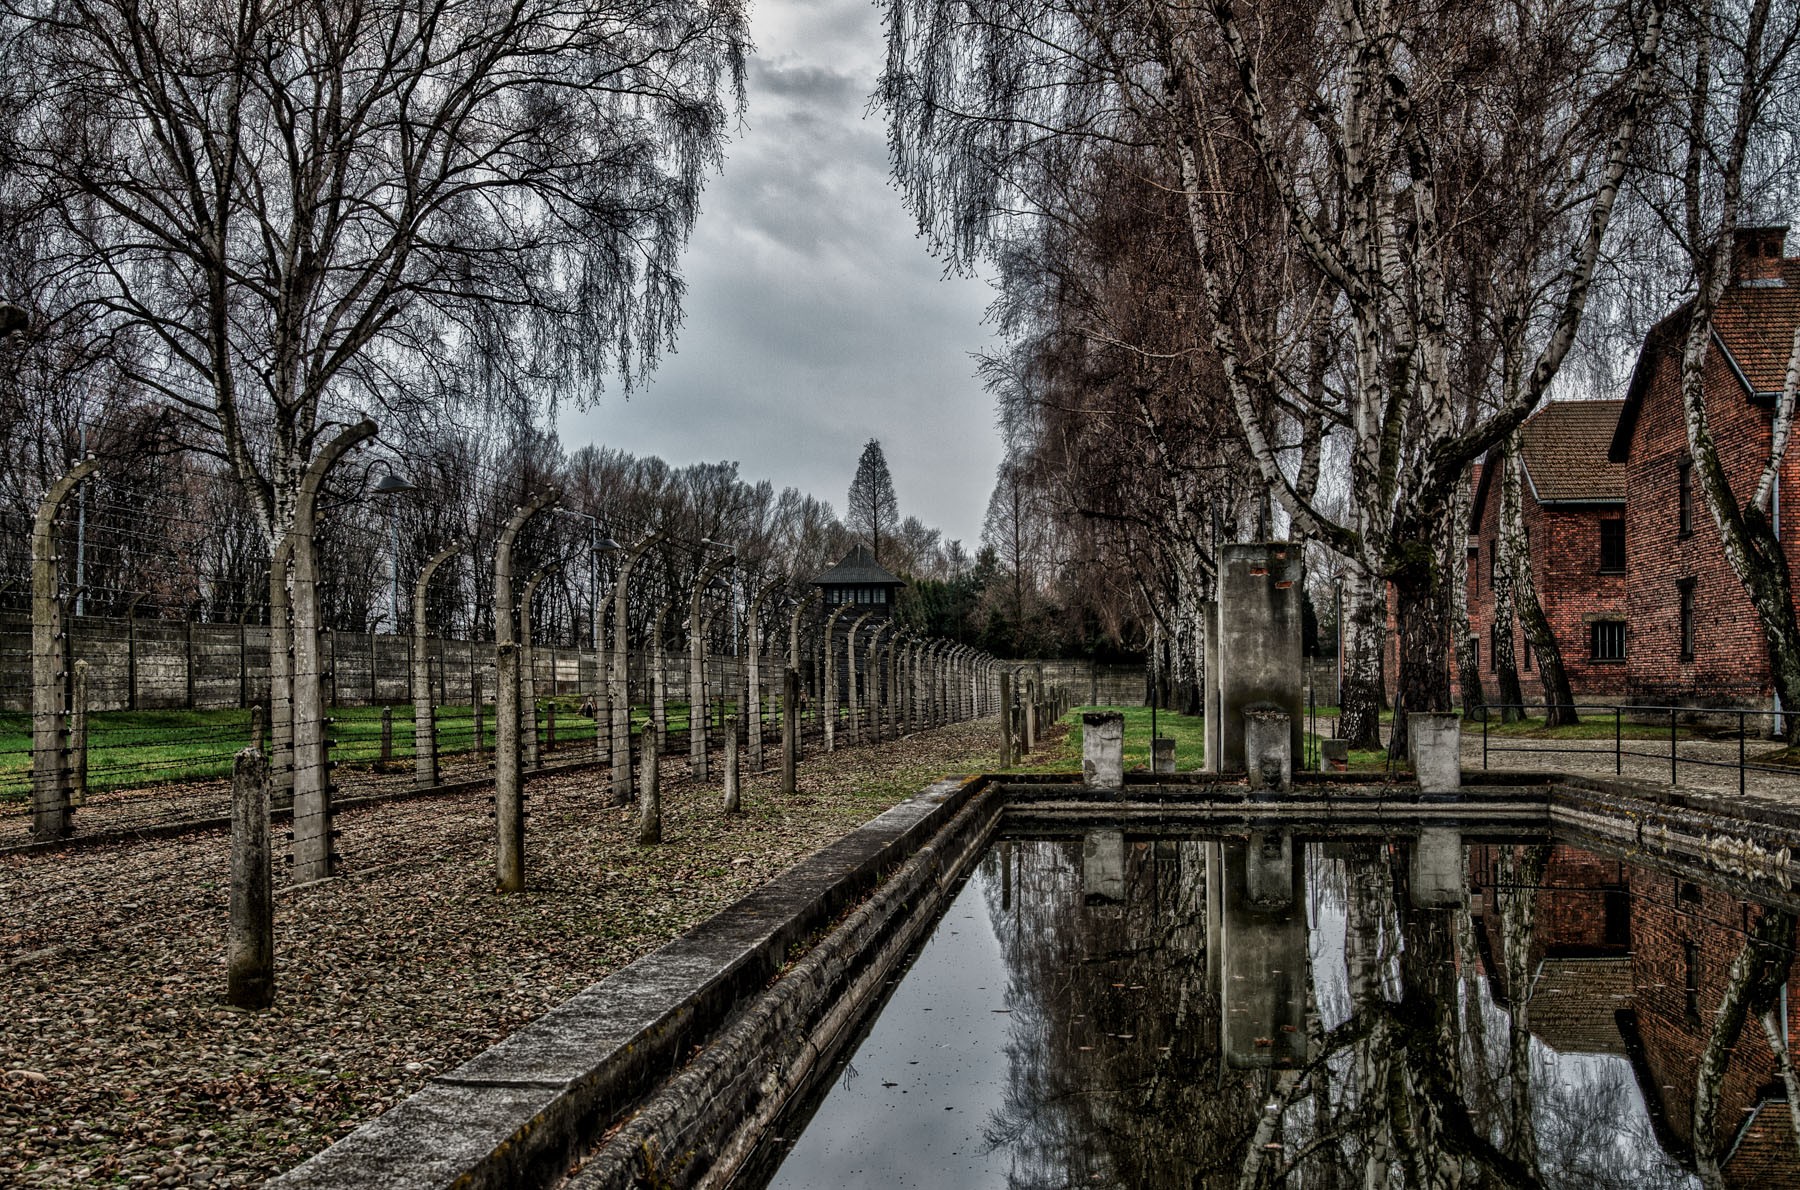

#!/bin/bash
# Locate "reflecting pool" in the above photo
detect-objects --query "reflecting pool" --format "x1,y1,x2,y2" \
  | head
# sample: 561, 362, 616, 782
747, 832, 1800, 1189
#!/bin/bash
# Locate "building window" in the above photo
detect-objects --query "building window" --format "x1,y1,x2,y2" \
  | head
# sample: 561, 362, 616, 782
1599, 518, 1626, 572
1678, 459, 1694, 538
1522, 638, 1532, 671
1590, 620, 1627, 662
1678, 578, 1696, 661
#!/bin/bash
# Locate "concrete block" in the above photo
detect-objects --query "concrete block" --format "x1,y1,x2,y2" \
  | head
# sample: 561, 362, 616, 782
1409, 713, 1461, 792
1409, 828, 1465, 908
1082, 829, 1126, 904
1081, 712, 1124, 789
1319, 738, 1349, 773
1216, 545, 1303, 772
1151, 736, 1176, 774
1244, 709, 1292, 792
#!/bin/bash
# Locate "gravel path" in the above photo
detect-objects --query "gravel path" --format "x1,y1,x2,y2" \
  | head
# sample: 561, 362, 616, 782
0, 718, 1018, 1188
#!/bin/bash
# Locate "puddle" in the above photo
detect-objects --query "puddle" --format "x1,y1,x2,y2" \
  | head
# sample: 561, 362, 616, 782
745, 832, 1800, 1188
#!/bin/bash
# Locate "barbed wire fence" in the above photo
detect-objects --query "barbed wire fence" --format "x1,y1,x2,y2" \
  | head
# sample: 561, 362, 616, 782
5, 453, 1004, 868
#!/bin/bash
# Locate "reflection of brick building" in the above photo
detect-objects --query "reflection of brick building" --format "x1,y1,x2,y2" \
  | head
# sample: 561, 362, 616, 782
1463, 401, 1631, 704
1468, 843, 1800, 1187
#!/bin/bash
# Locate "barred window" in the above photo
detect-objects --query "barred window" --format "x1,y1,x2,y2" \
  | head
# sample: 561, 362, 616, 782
1678, 579, 1696, 661
1590, 620, 1627, 661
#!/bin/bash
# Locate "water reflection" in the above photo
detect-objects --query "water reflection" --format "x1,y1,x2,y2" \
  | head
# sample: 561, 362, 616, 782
758, 832, 1799, 1189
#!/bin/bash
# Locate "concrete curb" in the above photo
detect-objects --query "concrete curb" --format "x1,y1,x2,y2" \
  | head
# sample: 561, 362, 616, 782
268, 774, 990, 1190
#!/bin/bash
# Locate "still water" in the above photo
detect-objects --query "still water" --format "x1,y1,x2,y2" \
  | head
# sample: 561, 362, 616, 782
750, 832, 1800, 1189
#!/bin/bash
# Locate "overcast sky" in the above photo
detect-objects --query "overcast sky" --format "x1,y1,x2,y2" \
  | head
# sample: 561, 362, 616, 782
556, 0, 1004, 549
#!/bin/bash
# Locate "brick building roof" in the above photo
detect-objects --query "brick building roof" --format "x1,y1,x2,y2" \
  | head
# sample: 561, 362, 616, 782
1468, 399, 1626, 528
1608, 246, 1800, 461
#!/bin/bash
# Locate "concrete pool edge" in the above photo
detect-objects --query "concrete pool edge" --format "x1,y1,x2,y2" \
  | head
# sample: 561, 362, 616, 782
270, 767, 1800, 1190
266, 772, 992, 1190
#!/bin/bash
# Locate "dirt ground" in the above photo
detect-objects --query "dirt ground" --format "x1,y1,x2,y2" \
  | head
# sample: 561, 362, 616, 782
0, 719, 1016, 1188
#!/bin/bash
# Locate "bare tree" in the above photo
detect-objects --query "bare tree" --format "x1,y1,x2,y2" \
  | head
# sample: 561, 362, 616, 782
846, 438, 900, 564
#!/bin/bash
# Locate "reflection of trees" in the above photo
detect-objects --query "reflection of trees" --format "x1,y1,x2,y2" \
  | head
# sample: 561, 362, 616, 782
1692, 905, 1797, 1189
979, 839, 1262, 1188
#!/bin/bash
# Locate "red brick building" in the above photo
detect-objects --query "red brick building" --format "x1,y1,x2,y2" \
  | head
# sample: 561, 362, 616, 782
1466, 400, 1632, 705
1607, 227, 1800, 712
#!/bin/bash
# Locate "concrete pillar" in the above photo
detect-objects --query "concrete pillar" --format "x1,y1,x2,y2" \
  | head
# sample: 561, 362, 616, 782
31, 459, 99, 840
747, 580, 781, 773
472, 675, 485, 762
1202, 601, 1220, 774
1216, 545, 1302, 773
1023, 679, 1038, 751
379, 706, 393, 764
689, 554, 733, 779
846, 612, 872, 745
1244, 709, 1292, 792
1151, 735, 1176, 774
413, 542, 459, 789
999, 671, 1015, 767
781, 667, 800, 796
1409, 828, 1465, 908
494, 489, 560, 895
611, 531, 665, 807
1319, 739, 1349, 773
1081, 711, 1125, 789
1409, 713, 1462, 792
1082, 830, 1126, 904
651, 603, 670, 758
290, 421, 376, 883
521, 566, 558, 770
722, 715, 741, 813
636, 721, 661, 844
70, 660, 88, 806
227, 748, 275, 1010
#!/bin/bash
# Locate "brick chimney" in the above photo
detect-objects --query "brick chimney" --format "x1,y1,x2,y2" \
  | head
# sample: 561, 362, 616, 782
1733, 226, 1788, 284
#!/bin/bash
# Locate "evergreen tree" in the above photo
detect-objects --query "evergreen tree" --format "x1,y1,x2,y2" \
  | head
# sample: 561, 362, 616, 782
847, 438, 900, 563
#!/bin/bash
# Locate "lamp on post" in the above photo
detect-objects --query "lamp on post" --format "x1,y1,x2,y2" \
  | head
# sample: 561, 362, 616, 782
370, 468, 417, 631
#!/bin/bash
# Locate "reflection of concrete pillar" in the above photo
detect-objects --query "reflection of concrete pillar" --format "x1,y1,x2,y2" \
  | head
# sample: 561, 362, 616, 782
1244, 831, 1293, 908
1202, 601, 1220, 774
1245, 709, 1292, 791
1083, 830, 1126, 904
1409, 713, 1461, 791
1218, 840, 1308, 1069
1217, 544, 1303, 773
1409, 828, 1464, 908
1205, 841, 1223, 999
1081, 711, 1125, 788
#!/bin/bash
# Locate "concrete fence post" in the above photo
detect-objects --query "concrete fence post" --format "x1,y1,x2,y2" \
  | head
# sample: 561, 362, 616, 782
782, 667, 801, 796
611, 530, 665, 807
723, 715, 741, 814
846, 611, 872, 746
494, 488, 560, 895
252, 703, 266, 755
999, 671, 1015, 767
30, 458, 99, 840
637, 721, 661, 845
689, 554, 734, 779
651, 602, 671, 758
520, 565, 559, 771
823, 604, 852, 753
472, 675, 485, 762
412, 542, 459, 789
285, 423, 377, 881
70, 659, 89, 807
379, 706, 393, 765
1081, 711, 1125, 789
746, 580, 779, 773
227, 747, 275, 1010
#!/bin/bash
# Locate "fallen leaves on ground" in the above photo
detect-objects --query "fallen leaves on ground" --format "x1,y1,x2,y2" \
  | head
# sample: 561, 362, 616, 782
0, 720, 1015, 1187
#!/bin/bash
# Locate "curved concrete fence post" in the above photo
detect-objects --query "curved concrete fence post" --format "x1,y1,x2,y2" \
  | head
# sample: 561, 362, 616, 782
822, 603, 855, 752
747, 578, 784, 771
412, 542, 461, 789
785, 589, 821, 761
688, 552, 735, 779
610, 530, 665, 805
30, 457, 100, 840
493, 488, 561, 895
846, 611, 873, 746
520, 564, 561, 770
869, 624, 893, 742
651, 601, 672, 759
288, 420, 378, 883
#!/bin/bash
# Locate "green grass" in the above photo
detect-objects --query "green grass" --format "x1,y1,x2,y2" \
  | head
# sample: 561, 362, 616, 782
0, 696, 799, 800
1003, 704, 1207, 774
